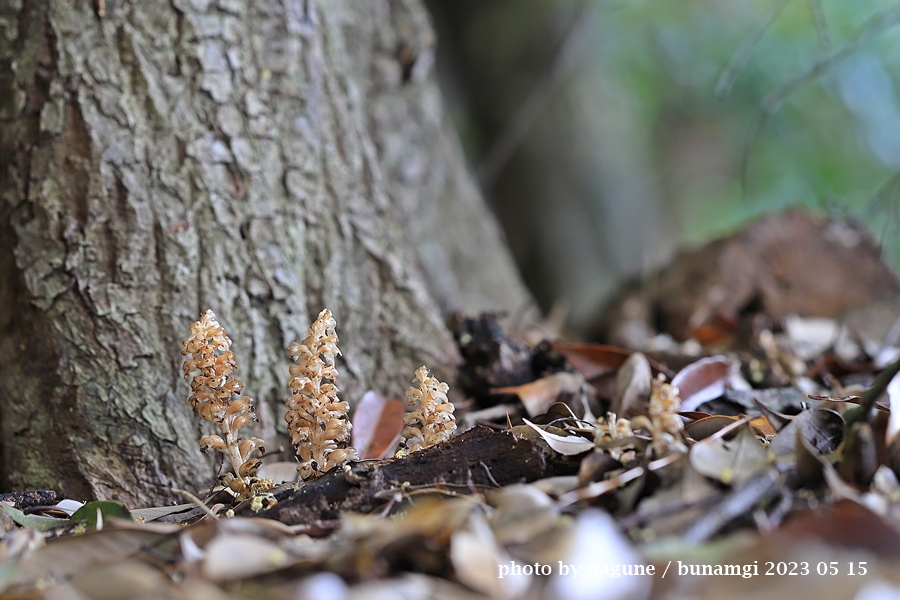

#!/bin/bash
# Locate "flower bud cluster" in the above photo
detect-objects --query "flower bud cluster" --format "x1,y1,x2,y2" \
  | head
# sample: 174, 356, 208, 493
182, 310, 270, 498
401, 366, 456, 453
632, 374, 686, 455
285, 309, 358, 480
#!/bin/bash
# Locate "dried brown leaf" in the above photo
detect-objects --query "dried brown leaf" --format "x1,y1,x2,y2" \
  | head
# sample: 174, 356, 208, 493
611, 352, 652, 417
487, 484, 558, 545
550, 342, 675, 380
493, 372, 586, 417
451, 511, 530, 598
351, 390, 405, 459
672, 355, 732, 412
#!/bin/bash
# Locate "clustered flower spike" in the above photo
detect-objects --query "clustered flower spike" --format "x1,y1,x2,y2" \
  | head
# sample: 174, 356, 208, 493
632, 374, 686, 455
401, 366, 457, 453
594, 412, 636, 463
286, 309, 358, 480
181, 310, 271, 499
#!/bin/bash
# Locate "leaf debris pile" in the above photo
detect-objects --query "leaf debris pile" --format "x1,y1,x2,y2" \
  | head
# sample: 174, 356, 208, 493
4, 212, 900, 599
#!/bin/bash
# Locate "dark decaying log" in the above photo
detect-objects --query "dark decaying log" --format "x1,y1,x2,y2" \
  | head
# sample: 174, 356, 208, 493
242, 426, 578, 526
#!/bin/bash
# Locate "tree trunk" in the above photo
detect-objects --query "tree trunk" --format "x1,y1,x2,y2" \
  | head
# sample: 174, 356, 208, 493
0, 0, 532, 505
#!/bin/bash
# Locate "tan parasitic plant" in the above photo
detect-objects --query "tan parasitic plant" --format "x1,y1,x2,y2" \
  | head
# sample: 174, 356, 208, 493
632, 374, 686, 455
400, 366, 457, 453
594, 412, 636, 463
181, 310, 271, 499
285, 309, 358, 480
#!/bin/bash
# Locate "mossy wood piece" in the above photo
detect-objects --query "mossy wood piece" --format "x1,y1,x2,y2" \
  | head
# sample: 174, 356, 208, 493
244, 426, 579, 526
0, 0, 532, 505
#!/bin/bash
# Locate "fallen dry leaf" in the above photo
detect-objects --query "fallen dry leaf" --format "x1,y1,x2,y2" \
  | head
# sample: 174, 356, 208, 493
487, 484, 558, 545
611, 351, 652, 417
522, 418, 595, 455
201, 534, 290, 582
672, 355, 733, 411
545, 510, 652, 600
451, 509, 530, 598
351, 390, 405, 459
493, 372, 588, 417
689, 425, 769, 486
550, 342, 674, 380
887, 370, 900, 446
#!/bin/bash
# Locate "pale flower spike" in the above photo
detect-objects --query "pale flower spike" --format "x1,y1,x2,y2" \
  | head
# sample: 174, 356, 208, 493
285, 309, 358, 480
632, 374, 687, 456
181, 310, 272, 500
401, 366, 457, 453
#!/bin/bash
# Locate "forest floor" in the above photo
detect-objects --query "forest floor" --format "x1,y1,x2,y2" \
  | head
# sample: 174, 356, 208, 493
2, 209, 900, 600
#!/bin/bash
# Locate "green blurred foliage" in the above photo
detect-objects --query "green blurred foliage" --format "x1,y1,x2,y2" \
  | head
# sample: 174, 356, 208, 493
592, 0, 900, 260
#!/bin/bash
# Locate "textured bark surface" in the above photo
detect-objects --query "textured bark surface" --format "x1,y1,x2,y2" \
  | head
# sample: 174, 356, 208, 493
0, 0, 532, 504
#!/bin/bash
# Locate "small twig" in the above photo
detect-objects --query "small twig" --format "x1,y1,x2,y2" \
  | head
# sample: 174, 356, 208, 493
557, 465, 645, 507
848, 354, 900, 427
715, 0, 793, 99
807, 0, 832, 48
682, 469, 781, 543
476, 2, 592, 188
480, 461, 501, 488
620, 491, 723, 530
172, 488, 220, 520
740, 5, 900, 194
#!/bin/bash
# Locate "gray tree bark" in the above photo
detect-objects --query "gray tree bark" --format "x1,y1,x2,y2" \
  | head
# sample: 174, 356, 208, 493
0, 0, 532, 505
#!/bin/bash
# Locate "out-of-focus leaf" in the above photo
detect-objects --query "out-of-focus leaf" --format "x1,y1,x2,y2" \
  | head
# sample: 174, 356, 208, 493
493, 372, 586, 417
202, 534, 290, 582
808, 393, 890, 412
550, 342, 674, 380
689, 425, 768, 486
293, 573, 347, 600
451, 510, 530, 598
683, 413, 775, 440
611, 352, 652, 417
684, 415, 741, 440
545, 510, 652, 600
839, 421, 878, 487
749, 415, 777, 438
522, 419, 594, 455
487, 484, 558, 545
753, 398, 794, 431
672, 355, 732, 411
129, 503, 198, 522
529, 476, 581, 497
769, 408, 844, 459
351, 390, 405, 459
72, 561, 169, 600
577, 450, 621, 485
795, 430, 827, 486
783, 314, 845, 360
886, 370, 900, 446
9, 528, 167, 589
70, 501, 131, 529
0, 502, 67, 531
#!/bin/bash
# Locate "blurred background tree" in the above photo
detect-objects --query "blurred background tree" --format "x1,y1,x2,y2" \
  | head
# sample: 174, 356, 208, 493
426, 0, 900, 333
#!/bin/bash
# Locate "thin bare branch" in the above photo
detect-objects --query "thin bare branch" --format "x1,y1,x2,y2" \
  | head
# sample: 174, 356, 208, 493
476, 2, 593, 188
741, 5, 900, 194
807, 0, 832, 48
716, 0, 793, 100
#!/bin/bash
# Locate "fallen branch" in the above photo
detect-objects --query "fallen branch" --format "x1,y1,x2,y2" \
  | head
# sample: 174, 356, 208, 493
241, 426, 579, 526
